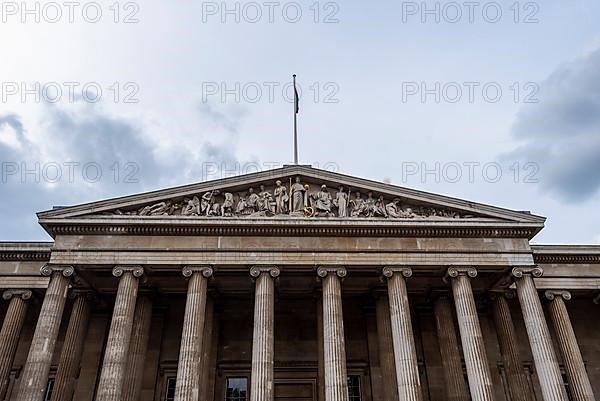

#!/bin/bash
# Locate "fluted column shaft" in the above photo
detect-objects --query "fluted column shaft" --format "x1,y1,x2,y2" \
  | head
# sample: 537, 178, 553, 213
0, 290, 31, 399
375, 293, 399, 401
16, 266, 73, 401
545, 290, 596, 401
121, 295, 153, 401
447, 267, 495, 401
95, 266, 144, 401
512, 268, 568, 401
318, 267, 349, 401
491, 294, 532, 401
50, 292, 93, 401
433, 295, 469, 401
200, 296, 215, 401
250, 266, 279, 401
174, 266, 213, 401
383, 267, 422, 401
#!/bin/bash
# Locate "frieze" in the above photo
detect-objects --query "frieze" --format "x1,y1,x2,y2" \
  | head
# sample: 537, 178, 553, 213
102, 176, 474, 220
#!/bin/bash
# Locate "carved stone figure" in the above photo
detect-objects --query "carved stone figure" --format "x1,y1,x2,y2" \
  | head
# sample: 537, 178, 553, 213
201, 190, 219, 216
273, 180, 289, 214
290, 176, 306, 213
139, 201, 172, 216
258, 185, 275, 213
365, 192, 377, 217
400, 207, 416, 218
386, 199, 402, 218
221, 193, 235, 217
333, 186, 348, 217
350, 192, 367, 217
247, 188, 259, 213
310, 185, 333, 216
373, 195, 387, 217
182, 196, 200, 216
236, 194, 249, 215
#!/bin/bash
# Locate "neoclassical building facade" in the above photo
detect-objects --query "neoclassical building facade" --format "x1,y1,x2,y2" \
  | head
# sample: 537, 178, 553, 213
1, 165, 599, 401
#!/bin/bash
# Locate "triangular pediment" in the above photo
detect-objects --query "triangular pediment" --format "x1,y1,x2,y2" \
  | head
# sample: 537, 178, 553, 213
37, 166, 545, 225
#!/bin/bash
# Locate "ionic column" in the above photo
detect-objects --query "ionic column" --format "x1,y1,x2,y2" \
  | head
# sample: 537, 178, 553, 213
446, 267, 495, 401
174, 265, 213, 401
95, 266, 144, 401
545, 290, 596, 401
0, 290, 32, 399
374, 291, 399, 401
317, 267, 349, 401
16, 265, 73, 401
249, 266, 280, 401
433, 295, 469, 401
490, 292, 532, 401
50, 290, 93, 401
121, 295, 153, 401
512, 267, 568, 401
382, 267, 422, 401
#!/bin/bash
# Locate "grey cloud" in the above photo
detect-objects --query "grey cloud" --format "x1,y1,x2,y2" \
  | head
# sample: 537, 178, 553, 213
0, 100, 246, 240
503, 48, 600, 202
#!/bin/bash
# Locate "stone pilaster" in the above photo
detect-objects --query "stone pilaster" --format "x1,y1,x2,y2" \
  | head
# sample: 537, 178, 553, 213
50, 290, 93, 401
433, 295, 469, 401
174, 265, 213, 401
512, 267, 568, 401
545, 290, 596, 401
0, 290, 32, 399
249, 266, 280, 401
121, 295, 153, 401
95, 266, 144, 401
16, 265, 73, 401
374, 291, 399, 401
317, 266, 349, 401
446, 267, 496, 401
382, 267, 422, 401
490, 292, 532, 401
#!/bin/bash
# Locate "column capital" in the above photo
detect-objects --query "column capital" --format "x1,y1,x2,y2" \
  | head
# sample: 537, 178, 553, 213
382, 266, 413, 279
2, 289, 32, 301
446, 266, 477, 279
511, 266, 543, 278
544, 290, 571, 301
113, 265, 144, 278
250, 265, 280, 278
182, 265, 214, 278
41, 264, 75, 277
317, 266, 347, 279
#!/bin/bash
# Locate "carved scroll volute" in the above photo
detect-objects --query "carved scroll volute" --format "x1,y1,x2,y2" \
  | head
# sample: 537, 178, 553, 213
182, 265, 214, 278
250, 266, 280, 279
544, 290, 572, 301
40, 264, 75, 278
317, 266, 347, 279
382, 266, 413, 279
511, 266, 543, 279
112, 265, 145, 278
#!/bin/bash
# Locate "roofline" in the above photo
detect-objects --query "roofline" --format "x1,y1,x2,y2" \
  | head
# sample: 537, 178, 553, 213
36, 166, 546, 225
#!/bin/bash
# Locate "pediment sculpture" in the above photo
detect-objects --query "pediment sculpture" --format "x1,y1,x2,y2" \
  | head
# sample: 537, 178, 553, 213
110, 176, 472, 219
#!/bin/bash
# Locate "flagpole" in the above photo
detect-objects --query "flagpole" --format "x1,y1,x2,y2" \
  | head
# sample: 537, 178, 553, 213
293, 74, 298, 165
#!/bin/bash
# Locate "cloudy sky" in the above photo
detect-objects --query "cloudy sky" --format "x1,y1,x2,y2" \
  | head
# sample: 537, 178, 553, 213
0, 0, 599, 243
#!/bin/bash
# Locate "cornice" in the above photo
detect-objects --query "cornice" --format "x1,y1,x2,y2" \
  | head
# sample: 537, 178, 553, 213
0, 242, 53, 261
39, 218, 541, 239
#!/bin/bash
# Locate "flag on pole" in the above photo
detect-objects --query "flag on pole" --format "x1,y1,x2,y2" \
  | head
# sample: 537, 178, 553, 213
294, 76, 299, 114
